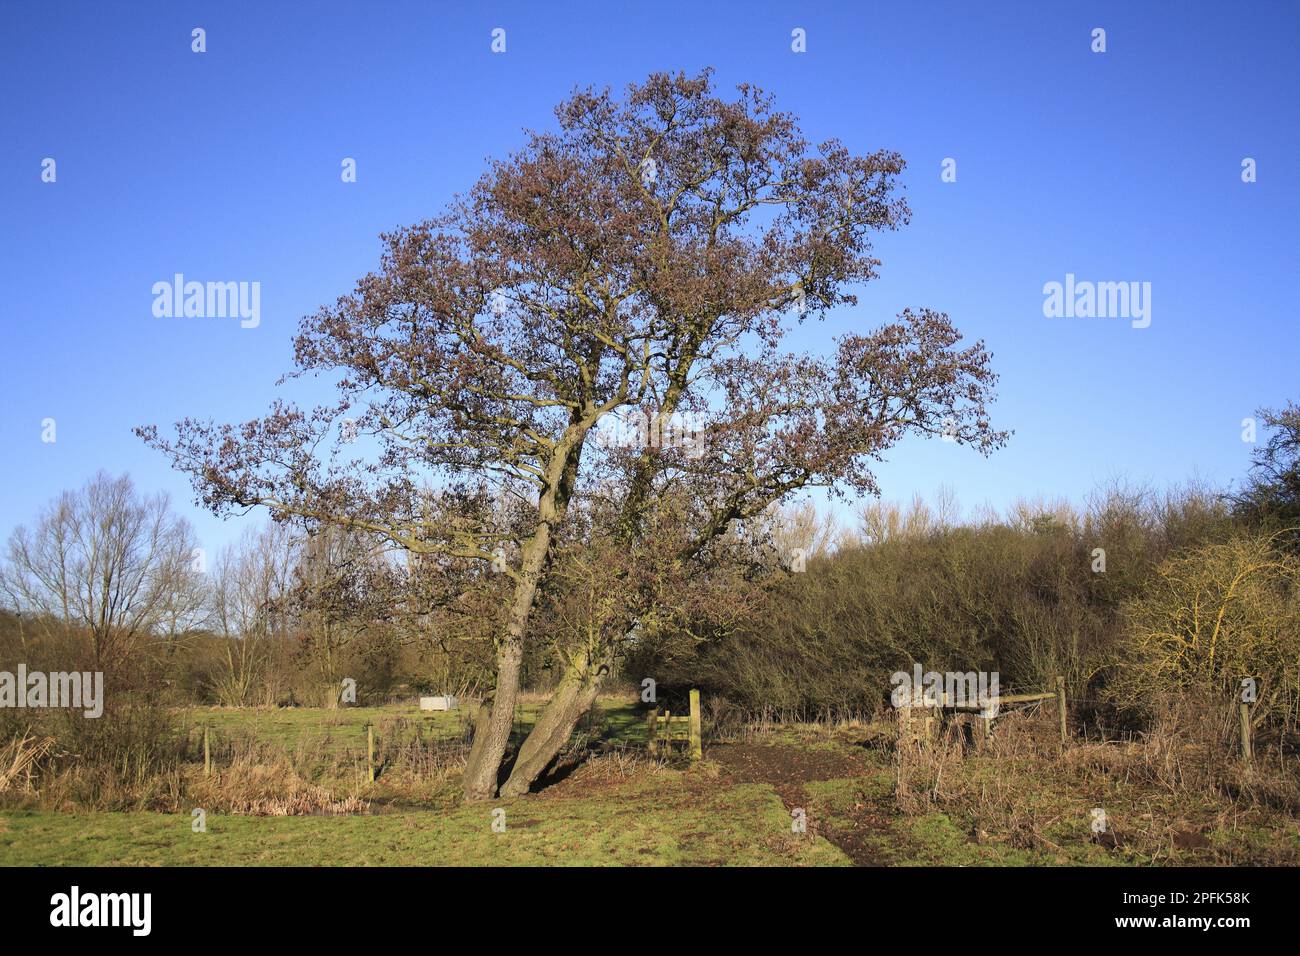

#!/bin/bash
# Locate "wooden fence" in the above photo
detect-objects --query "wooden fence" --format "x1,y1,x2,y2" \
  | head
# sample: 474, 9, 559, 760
900, 675, 1258, 763
645, 688, 703, 761
898, 682, 1068, 748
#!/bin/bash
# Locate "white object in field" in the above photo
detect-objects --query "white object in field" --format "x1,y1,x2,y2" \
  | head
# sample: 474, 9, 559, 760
419, 695, 459, 711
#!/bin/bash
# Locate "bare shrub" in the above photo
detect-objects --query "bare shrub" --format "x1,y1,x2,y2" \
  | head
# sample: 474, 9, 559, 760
2, 703, 189, 811
894, 704, 1078, 852
670, 484, 1233, 720
1113, 530, 1300, 738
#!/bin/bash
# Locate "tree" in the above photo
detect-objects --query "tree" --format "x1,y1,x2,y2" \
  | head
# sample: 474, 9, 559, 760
0, 471, 200, 672
1233, 401, 1300, 543
139, 70, 1006, 800
209, 522, 298, 706
157, 536, 212, 659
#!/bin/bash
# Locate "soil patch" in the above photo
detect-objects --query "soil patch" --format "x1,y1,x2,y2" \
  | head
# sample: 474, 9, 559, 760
711, 742, 895, 866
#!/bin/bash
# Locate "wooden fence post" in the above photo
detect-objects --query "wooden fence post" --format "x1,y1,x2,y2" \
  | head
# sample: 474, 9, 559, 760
1056, 676, 1067, 747
898, 704, 930, 753
203, 725, 211, 776
646, 707, 659, 755
1239, 701, 1253, 764
689, 689, 702, 761
366, 723, 375, 783
922, 711, 937, 742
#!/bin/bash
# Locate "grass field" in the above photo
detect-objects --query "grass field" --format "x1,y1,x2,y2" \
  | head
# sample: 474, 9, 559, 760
0, 776, 845, 867
187, 698, 649, 752
3, 701, 1297, 866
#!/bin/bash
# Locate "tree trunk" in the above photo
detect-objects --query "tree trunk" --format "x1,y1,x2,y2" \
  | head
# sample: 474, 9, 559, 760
460, 527, 552, 801
461, 639, 524, 800
497, 435, 673, 798
458, 423, 587, 801
498, 650, 612, 798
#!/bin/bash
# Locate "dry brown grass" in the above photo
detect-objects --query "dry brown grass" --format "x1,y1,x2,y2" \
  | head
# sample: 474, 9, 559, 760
0, 734, 53, 794
889, 697, 1300, 863
186, 752, 369, 816
0, 705, 479, 813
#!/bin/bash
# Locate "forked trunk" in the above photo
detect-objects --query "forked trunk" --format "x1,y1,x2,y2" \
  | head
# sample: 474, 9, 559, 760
460, 428, 585, 801
498, 651, 612, 798
460, 529, 552, 801
499, 443, 673, 797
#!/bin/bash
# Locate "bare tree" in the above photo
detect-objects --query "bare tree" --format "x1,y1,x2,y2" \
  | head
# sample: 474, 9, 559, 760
140, 71, 1006, 799
0, 471, 199, 671
209, 522, 298, 705
769, 501, 839, 565
283, 524, 399, 705
1233, 401, 1300, 543
157, 536, 211, 659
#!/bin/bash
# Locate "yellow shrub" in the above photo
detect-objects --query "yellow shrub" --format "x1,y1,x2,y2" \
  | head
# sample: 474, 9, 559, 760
1116, 531, 1300, 735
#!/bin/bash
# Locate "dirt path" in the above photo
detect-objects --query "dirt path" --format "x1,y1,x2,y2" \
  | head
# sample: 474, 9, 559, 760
710, 741, 898, 866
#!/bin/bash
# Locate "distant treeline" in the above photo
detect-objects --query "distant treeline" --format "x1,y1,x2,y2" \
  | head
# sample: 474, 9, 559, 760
2, 405, 1298, 751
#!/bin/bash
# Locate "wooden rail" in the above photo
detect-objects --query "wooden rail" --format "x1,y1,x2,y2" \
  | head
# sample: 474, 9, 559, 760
913, 679, 1257, 760
937, 691, 1056, 709
905, 679, 1069, 747
647, 688, 703, 760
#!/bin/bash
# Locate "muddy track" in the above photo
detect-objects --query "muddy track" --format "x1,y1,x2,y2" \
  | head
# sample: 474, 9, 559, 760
710, 742, 898, 866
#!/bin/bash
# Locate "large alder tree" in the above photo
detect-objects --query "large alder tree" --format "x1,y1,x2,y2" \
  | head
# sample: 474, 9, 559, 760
140, 70, 1008, 801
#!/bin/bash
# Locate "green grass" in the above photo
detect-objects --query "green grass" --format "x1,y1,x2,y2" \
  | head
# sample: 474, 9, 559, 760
2, 701, 850, 866
0, 773, 848, 867
186, 698, 648, 755
190, 705, 463, 756
7, 707, 1295, 866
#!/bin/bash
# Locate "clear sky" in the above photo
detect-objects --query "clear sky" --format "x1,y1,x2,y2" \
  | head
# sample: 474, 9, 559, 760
2, 0, 1297, 556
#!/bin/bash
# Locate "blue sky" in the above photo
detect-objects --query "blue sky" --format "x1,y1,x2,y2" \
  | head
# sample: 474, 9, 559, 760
2, 0, 1297, 555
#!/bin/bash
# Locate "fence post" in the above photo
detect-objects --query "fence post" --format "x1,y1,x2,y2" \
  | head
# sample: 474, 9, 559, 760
689, 689, 702, 761
203, 724, 211, 776
898, 704, 931, 753
1056, 676, 1067, 747
366, 723, 375, 783
1239, 701, 1253, 764
646, 707, 659, 755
